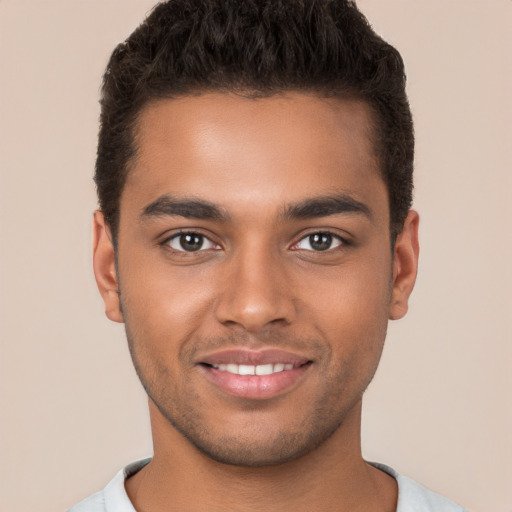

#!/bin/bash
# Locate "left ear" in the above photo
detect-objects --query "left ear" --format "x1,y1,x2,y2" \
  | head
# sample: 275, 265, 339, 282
92, 210, 124, 323
389, 210, 420, 320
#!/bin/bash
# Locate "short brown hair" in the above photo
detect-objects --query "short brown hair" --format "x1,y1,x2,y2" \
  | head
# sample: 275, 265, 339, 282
96, 0, 414, 242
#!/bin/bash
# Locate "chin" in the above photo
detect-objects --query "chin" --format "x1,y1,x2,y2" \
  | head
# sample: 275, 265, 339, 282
180, 431, 327, 468
153, 396, 348, 468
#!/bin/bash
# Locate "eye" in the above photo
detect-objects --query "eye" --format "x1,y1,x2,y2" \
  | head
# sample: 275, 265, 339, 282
294, 232, 344, 251
166, 232, 218, 252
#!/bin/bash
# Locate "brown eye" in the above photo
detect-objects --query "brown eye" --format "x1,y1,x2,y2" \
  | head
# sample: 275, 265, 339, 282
167, 233, 217, 252
295, 232, 343, 251
309, 233, 332, 251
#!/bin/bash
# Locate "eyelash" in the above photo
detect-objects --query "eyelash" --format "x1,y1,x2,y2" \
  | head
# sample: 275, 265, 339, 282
162, 230, 220, 253
292, 231, 348, 252
161, 230, 348, 253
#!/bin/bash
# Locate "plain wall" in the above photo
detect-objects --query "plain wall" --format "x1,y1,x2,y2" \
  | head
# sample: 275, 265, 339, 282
0, 1, 511, 511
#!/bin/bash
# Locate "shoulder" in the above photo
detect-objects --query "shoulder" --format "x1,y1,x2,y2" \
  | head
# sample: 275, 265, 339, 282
67, 458, 151, 512
67, 490, 105, 512
371, 462, 468, 512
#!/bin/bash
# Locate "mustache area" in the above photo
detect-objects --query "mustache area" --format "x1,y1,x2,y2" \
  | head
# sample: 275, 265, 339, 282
179, 330, 329, 367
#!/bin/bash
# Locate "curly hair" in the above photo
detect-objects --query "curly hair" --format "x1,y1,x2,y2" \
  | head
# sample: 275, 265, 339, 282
96, 0, 414, 242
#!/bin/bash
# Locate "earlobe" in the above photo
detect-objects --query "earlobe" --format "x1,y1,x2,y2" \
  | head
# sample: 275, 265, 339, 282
389, 210, 420, 320
92, 211, 124, 323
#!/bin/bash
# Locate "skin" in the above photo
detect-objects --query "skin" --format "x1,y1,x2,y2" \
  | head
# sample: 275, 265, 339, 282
93, 92, 419, 512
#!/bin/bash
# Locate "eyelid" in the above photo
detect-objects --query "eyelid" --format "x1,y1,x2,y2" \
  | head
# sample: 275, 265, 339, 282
291, 230, 348, 251
159, 228, 349, 254
162, 230, 220, 252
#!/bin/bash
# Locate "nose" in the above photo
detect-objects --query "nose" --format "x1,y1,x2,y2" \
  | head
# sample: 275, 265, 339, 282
214, 245, 296, 333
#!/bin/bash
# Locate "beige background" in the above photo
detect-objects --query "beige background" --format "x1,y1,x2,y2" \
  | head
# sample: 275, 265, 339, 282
0, 1, 511, 511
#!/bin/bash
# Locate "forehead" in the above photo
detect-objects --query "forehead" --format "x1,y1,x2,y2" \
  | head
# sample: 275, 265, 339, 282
124, 92, 386, 220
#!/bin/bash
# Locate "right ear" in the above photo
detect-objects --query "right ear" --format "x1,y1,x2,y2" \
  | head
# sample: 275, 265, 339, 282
92, 211, 124, 323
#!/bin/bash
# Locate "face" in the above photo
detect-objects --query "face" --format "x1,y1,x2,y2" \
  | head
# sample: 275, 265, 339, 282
94, 92, 418, 467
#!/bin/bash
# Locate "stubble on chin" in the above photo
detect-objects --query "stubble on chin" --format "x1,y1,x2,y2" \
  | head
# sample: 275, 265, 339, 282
124, 323, 379, 468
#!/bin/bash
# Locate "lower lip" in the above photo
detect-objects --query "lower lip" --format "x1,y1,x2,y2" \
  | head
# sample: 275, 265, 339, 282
201, 364, 311, 400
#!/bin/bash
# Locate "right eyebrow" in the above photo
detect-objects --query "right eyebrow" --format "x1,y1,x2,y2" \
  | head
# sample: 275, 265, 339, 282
282, 194, 373, 222
140, 195, 229, 222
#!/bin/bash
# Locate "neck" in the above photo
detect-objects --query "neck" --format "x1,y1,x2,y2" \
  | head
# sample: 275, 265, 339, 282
126, 400, 397, 512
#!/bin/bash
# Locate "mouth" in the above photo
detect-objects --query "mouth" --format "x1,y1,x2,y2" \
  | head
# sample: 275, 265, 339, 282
205, 362, 300, 375
198, 349, 313, 400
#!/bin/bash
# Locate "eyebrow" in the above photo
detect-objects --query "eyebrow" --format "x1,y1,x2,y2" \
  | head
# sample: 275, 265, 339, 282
140, 193, 372, 223
141, 195, 229, 222
282, 194, 372, 221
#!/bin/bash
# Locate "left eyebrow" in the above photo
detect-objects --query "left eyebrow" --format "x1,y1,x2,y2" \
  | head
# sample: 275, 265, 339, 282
140, 194, 229, 222
282, 194, 372, 221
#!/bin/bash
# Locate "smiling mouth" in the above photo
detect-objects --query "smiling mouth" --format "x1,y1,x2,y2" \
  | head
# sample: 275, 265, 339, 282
204, 362, 306, 376
200, 353, 312, 399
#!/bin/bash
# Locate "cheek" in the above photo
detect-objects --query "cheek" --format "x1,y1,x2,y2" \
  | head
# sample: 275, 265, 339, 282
300, 256, 392, 368
303, 256, 392, 329
118, 252, 217, 353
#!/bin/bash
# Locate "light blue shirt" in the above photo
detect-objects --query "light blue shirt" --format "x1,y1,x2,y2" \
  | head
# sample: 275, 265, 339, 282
68, 458, 468, 512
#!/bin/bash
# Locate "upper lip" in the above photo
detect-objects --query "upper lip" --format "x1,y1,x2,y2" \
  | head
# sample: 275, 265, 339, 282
198, 348, 311, 367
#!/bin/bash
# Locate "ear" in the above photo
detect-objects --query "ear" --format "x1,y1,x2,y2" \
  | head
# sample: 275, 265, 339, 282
92, 211, 124, 323
389, 210, 420, 320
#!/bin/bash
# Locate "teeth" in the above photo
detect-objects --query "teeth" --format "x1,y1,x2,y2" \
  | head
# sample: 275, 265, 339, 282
255, 364, 273, 376
215, 363, 297, 376
226, 364, 238, 374
238, 364, 255, 376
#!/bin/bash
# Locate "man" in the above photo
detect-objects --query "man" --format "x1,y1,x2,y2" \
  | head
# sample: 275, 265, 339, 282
69, 0, 466, 510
